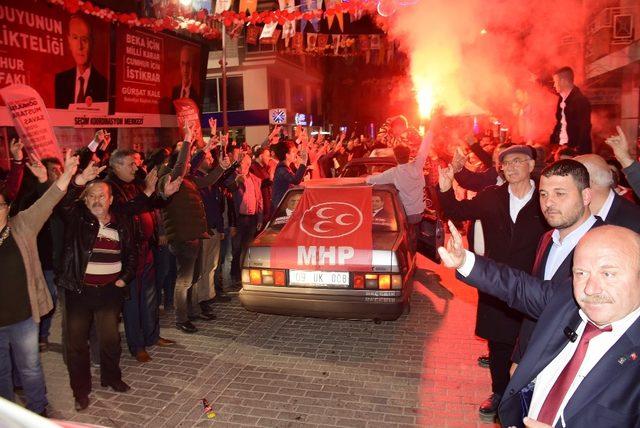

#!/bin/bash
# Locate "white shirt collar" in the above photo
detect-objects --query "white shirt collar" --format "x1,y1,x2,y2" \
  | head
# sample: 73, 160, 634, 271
578, 304, 640, 334
551, 215, 597, 246
596, 189, 616, 221
508, 179, 535, 200
76, 66, 91, 82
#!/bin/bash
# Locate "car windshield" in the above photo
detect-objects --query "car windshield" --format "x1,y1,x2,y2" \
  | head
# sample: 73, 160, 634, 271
341, 163, 394, 177
268, 189, 398, 232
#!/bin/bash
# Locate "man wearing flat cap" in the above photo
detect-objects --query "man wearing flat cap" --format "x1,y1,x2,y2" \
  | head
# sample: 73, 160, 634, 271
437, 144, 549, 421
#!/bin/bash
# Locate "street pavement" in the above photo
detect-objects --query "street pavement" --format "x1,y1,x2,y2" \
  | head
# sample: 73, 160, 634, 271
38, 254, 499, 427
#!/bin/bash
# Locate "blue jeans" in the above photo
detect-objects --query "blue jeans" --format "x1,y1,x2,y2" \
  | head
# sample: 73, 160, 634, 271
39, 270, 58, 341
154, 245, 176, 309
123, 254, 159, 354
0, 318, 47, 413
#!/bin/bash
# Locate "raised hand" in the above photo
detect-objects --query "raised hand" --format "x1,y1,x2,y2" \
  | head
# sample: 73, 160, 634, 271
74, 161, 106, 186
451, 147, 467, 173
208, 117, 217, 135
437, 220, 466, 269
9, 138, 24, 161
299, 150, 309, 165
604, 126, 634, 168
163, 175, 183, 197
55, 150, 80, 192
183, 120, 194, 143
26, 153, 47, 183
143, 168, 159, 196
94, 129, 105, 144
438, 164, 454, 192
62, 150, 79, 178
100, 131, 112, 151
220, 132, 229, 150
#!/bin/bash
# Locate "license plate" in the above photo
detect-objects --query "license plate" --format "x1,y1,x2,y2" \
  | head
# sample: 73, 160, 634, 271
289, 270, 350, 287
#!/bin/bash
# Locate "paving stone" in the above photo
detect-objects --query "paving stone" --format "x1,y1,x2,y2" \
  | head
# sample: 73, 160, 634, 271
36, 256, 497, 427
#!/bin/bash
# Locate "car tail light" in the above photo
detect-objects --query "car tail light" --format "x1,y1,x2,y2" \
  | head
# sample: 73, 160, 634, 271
355, 273, 403, 290
378, 274, 391, 290
274, 270, 286, 286
354, 274, 364, 289
242, 268, 286, 286
261, 269, 274, 285
391, 274, 402, 290
249, 269, 262, 285
365, 274, 378, 289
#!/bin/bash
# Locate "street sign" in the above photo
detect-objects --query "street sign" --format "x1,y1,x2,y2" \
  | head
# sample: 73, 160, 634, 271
269, 108, 287, 125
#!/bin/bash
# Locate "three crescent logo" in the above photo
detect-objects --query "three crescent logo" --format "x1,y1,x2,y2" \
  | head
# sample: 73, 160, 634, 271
300, 202, 363, 238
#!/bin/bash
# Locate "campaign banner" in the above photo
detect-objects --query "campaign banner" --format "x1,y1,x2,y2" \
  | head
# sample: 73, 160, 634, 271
0, 84, 62, 160
271, 187, 373, 271
115, 27, 203, 115
173, 98, 204, 146
0, 0, 110, 112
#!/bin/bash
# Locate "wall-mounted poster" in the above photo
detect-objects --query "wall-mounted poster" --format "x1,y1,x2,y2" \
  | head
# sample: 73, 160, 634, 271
0, 0, 111, 113
115, 27, 203, 115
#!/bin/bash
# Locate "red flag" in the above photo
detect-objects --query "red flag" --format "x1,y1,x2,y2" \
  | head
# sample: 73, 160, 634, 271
293, 33, 304, 52
271, 187, 373, 270
317, 33, 329, 49
246, 25, 260, 45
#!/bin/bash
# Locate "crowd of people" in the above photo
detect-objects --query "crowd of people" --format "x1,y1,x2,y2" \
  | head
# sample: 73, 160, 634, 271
0, 65, 639, 426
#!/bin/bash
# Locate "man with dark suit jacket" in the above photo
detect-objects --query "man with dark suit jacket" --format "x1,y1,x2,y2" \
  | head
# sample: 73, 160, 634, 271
438, 144, 549, 420
550, 67, 592, 154
512, 160, 601, 365
55, 14, 108, 109
575, 154, 640, 233
440, 224, 640, 428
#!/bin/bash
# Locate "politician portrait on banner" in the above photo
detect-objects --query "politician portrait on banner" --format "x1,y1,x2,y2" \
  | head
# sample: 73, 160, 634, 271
0, 0, 110, 113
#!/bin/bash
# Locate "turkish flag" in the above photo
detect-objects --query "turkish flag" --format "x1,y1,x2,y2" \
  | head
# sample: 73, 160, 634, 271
271, 186, 373, 270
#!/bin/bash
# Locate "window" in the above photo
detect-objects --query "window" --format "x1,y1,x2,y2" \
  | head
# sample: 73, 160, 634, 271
269, 76, 286, 108
202, 79, 219, 113
202, 76, 244, 112
267, 189, 398, 233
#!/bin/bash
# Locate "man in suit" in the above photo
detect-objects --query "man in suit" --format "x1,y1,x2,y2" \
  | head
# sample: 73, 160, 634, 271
512, 160, 600, 365
439, 223, 640, 428
438, 144, 549, 420
55, 14, 108, 109
549, 67, 592, 154
575, 154, 640, 233
171, 45, 201, 106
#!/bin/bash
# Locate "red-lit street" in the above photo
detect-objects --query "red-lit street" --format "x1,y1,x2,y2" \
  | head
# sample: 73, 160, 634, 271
38, 254, 496, 427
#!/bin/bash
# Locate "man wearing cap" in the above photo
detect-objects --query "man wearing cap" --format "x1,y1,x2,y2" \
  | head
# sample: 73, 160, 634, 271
438, 144, 549, 421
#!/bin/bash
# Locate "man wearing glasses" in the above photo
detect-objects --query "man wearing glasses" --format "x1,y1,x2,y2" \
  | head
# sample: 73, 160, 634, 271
437, 144, 549, 422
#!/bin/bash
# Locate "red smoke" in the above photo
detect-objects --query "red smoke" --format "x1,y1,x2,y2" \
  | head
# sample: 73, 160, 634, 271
379, 0, 587, 143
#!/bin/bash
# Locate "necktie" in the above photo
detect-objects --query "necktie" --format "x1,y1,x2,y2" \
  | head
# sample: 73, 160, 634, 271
76, 76, 85, 104
182, 87, 188, 98
537, 322, 612, 424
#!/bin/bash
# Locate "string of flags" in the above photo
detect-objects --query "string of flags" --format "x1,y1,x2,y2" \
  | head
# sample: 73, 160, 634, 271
47, 0, 379, 40
248, 29, 396, 62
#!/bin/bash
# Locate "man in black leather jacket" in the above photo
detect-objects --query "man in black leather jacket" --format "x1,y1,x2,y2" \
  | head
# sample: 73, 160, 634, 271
57, 163, 137, 411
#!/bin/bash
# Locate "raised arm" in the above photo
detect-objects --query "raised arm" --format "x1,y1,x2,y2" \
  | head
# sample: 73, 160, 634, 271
439, 221, 558, 319
15, 150, 79, 233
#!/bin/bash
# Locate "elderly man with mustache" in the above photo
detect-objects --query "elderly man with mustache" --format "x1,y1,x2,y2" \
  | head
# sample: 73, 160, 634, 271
57, 162, 137, 412
439, 223, 640, 428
